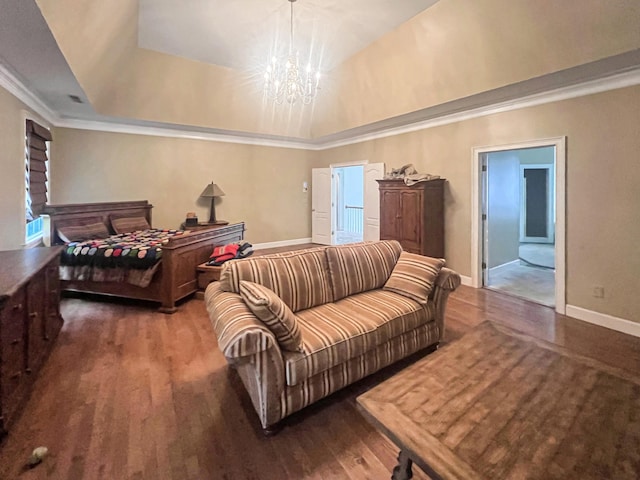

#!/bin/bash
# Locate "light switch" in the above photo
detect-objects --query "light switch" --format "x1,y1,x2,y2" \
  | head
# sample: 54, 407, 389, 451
302, 181, 308, 193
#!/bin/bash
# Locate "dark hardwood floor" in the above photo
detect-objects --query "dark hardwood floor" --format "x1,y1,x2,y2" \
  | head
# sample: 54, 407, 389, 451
1, 283, 639, 479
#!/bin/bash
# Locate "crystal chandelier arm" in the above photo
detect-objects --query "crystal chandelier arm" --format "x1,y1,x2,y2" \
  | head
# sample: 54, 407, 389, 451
289, 0, 295, 54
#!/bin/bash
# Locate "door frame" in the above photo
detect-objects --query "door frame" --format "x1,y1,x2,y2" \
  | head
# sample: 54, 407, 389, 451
520, 163, 555, 243
471, 137, 566, 314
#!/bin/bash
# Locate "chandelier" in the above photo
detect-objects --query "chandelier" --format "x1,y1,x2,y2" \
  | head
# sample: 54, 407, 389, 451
264, 0, 320, 105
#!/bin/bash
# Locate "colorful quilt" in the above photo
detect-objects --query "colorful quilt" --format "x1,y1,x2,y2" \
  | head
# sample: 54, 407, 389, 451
60, 229, 187, 270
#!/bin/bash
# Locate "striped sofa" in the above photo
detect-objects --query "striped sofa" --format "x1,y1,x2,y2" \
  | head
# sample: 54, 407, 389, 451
205, 240, 460, 433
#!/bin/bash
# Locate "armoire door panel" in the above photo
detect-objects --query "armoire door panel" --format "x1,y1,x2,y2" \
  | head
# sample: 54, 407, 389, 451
400, 191, 422, 248
380, 190, 401, 240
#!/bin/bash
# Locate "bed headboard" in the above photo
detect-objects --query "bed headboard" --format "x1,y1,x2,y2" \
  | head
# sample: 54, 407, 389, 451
42, 200, 153, 246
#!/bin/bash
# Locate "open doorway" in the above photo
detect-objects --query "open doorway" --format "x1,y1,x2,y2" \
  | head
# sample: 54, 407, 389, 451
472, 137, 566, 314
333, 165, 364, 244
484, 147, 555, 307
311, 163, 385, 245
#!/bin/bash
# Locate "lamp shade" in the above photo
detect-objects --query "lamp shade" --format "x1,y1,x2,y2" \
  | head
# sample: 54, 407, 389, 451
200, 182, 225, 198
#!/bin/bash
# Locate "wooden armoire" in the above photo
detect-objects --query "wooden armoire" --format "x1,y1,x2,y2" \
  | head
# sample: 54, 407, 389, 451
377, 179, 445, 258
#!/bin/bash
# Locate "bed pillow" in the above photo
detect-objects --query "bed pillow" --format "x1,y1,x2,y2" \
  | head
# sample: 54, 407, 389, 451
111, 216, 151, 234
239, 280, 304, 352
57, 221, 110, 243
383, 252, 445, 304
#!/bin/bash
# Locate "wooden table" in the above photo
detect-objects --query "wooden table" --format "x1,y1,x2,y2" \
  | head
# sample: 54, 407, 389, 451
357, 321, 640, 480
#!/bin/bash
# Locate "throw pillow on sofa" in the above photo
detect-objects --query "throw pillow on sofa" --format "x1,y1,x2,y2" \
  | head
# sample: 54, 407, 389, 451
383, 252, 445, 304
239, 281, 304, 352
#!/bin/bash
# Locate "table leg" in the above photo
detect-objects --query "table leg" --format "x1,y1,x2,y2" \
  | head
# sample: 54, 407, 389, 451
392, 450, 413, 480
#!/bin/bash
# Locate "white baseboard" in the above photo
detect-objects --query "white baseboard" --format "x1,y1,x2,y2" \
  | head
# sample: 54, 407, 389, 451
566, 305, 640, 338
253, 237, 313, 250
459, 275, 473, 286
488, 259, 520, 275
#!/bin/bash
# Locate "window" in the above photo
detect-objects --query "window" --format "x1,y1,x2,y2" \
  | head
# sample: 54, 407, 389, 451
25, 119, 52, 243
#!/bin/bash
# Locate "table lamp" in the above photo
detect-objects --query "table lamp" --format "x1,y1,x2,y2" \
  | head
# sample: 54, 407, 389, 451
200, 182, 225, 223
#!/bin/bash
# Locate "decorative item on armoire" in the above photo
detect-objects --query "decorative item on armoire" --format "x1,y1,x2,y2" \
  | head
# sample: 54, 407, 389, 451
200, 182, 226, 223
384, 163, 440, 185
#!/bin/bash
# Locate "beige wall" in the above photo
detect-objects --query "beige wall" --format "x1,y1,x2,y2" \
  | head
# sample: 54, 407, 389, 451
312, 0, 640, 137
316, 85, 640, 322
49, 129, 317, 244
0, 86, 26, 250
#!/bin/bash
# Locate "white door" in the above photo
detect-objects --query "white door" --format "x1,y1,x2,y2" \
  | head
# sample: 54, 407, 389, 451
312, 168, 333, 245
363, 163, 385, 241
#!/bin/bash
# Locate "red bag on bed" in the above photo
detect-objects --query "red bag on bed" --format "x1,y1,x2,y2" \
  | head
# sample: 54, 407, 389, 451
208, 244, 240, 265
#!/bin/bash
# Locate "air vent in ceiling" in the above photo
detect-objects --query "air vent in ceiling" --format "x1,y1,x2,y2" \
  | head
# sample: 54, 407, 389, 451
68, 95, 84, 104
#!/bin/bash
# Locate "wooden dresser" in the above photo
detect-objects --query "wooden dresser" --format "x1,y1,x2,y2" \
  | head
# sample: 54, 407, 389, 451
0, 247, 64, 438
377, 179, 445, 258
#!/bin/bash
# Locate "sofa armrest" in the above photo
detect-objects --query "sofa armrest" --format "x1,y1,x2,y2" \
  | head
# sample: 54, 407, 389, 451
435, 267, 462, 291
205, 282, 282, 360
205, 282, 287, 428
430, 267, 461, 338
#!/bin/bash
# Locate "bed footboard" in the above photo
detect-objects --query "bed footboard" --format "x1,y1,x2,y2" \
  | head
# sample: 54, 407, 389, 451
42, 201, 245, 312
159, 224, 245, 312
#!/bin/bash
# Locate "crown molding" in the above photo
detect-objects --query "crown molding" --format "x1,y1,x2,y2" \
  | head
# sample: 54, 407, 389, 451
55, 118, 314, 150
0, 63, 59, 125
2, 62, 639, 151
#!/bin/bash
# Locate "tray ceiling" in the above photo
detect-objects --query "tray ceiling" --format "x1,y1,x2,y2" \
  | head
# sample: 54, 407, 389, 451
138, 0, 440, 71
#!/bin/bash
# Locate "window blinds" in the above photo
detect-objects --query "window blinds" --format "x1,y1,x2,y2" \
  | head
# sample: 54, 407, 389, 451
26, 119, 51, 220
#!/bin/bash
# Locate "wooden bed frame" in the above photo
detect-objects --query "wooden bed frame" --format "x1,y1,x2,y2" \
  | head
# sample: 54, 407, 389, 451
42, 200, 245, 313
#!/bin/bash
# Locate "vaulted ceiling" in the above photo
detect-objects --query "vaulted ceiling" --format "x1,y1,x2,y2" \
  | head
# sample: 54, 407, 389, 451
1, 0, 639, 145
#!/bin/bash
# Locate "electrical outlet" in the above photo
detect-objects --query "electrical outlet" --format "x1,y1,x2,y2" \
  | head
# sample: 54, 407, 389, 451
592, 286, 605, 298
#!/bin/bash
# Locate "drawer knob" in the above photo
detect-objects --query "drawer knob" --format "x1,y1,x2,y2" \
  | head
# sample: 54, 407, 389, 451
29, 312, 38, 318
10, 339, 20, 345
12, 303, 23, 311
10, 372, 21, 380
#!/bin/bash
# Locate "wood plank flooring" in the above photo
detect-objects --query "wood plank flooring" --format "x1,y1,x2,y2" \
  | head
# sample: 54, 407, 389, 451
1, 284, 639, 479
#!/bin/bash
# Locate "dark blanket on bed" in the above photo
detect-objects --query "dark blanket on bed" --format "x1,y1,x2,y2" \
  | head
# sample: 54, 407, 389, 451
61, 229, 187, 269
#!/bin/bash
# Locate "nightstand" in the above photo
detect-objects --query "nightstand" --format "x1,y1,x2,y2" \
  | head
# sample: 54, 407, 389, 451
181, 220, 229, 231
194, 262, 223, 299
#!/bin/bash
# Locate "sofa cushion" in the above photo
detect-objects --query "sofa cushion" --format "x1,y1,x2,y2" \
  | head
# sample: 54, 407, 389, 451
239, 281, 304, 352
384, 252, 445, 304
326, 240, 403, 301
337, 289, 435, 341
284, 289, 435, 386
219, 249, 334, 312
284, 303, 380, 386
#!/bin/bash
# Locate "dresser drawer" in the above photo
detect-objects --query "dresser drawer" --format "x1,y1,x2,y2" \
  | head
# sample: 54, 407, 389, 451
1, 291, 27, 402
1, 347, 26, 398
1, 293, 26, 353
